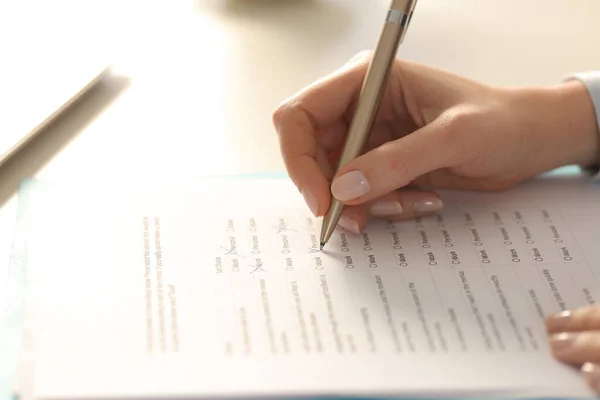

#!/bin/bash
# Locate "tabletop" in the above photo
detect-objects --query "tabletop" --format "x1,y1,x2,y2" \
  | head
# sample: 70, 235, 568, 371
1, 0, 600, 332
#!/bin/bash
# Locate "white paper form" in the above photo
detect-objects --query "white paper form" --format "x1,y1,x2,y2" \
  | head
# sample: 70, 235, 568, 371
16, 176, 600, 399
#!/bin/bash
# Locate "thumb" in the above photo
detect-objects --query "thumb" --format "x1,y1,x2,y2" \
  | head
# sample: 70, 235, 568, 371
330, 113, 459, 205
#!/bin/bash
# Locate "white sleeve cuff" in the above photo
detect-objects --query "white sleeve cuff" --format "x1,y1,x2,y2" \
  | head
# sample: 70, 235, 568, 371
565, 71, 600, 180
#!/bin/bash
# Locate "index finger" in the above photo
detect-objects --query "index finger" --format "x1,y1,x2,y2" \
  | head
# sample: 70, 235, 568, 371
272, 57, 370, 217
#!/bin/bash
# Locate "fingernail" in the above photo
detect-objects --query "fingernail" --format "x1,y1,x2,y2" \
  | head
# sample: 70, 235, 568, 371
582, 363, 600, 393
338, 215, 360, 235
302, 189, 318, 217
550, 332, 578, 351
331, 171, 371, 201
546, 310, 573, 331
414, 198, 443, 213
370, 201, 403, 216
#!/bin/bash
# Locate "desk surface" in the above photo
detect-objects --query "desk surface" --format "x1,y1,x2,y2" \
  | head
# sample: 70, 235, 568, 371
0, 0, 599, 272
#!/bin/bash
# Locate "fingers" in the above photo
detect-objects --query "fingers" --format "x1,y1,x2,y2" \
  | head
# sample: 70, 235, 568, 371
582, 363, 600, 394
337, 205, 367, 235
368, 189, 443, 220
546, 306, 600, 394
547, 307, 600, 365
546, 307, 600, 334
549, 330, 600, 365
273, 55, 373, 217
331, 112, 460, 205
334, 189, 444, 234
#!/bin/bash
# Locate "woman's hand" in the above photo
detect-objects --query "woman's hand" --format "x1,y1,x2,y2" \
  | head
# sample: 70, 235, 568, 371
273, 54, 599, 233
547, 306, 600, 394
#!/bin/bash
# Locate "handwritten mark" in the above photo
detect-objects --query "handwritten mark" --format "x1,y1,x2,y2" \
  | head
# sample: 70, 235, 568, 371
249, 263, 267, 274
219, 245, 246, 258
273, 222, 298, 234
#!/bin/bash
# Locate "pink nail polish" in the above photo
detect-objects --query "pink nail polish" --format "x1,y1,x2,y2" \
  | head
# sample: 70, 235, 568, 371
338, 216, 360, 235
582, 363, 600, 393
546, 310, 573, 331
550, 332, 578, 351
370, 201, 403, 216
414, 198, 443, 213
331, 171, 371, 201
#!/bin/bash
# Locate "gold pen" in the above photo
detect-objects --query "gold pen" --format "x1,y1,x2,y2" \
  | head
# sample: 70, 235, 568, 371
319, 0, 418, 250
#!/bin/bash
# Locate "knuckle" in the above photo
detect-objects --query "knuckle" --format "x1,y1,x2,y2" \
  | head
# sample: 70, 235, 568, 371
440, 106, 483, 164
390, 156, 411, 179
272, 102, 292, 129
445, 108, 476, 137
355, 50, 373, 60
347, 50, 373, 66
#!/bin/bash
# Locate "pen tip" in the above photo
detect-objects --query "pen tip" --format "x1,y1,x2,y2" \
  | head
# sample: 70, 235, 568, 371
320, 242, 325, 251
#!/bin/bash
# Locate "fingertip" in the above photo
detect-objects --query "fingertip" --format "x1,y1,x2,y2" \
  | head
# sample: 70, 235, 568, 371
545, 305, 600, 334
284, 149, 332, 217
331, 169, 372, 204
413, 197, 444, 214
332, 121, 457, 205
338, 206, 368, 235
301, 189, 319, 217
369, 199, 404, 217
548, 332, 577, 360
292, 173, 330, 218
333, 146, 407, 205
582, 363, 600, 394
364, 189, 444, 222
303, 184, 330, 218
545, 310, 573, 333
272, 100, 293, 131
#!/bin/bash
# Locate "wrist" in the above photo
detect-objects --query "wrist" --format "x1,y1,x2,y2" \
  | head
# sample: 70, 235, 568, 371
511, 81, 600, 171
555, 80, 600, 167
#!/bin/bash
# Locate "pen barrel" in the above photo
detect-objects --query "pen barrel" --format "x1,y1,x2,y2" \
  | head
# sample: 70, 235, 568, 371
391, 0, 418, 15
335, 20, 406, 171
321, 4, 415, 246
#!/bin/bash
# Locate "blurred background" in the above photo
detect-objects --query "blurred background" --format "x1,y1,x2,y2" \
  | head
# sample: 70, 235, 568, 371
0, 0, 598, 181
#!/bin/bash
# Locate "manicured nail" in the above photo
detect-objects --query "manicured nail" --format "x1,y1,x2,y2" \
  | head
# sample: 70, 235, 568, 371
370, 200, 403, 216
414, 198, 443, 213
546, 310, 573, 331
331, 171, 371, 201
302, 189, 318, 217
338, 215, 360, 235
582, 363, 600, 393
550, 332, 578, 351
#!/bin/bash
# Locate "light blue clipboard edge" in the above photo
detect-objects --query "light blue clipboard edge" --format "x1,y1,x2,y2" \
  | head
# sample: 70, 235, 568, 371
0, 176, 36, 400
0, 171, 594, 400
0, 175, 41, 400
